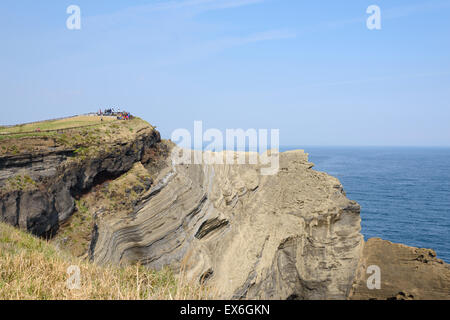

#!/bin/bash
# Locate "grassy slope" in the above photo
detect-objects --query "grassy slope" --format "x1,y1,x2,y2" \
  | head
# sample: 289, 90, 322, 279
0, 115, 145, 143
0, 222, 210, 300
0, 116, 151, 156
0, 116, 116, 134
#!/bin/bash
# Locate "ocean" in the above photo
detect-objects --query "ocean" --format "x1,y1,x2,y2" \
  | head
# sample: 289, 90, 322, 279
281, 146, 450, 263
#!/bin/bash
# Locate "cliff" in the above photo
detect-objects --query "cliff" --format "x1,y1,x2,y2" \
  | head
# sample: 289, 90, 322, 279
0, 117, 162, 237
91, 150, 364, 299
1, 118, 449, 299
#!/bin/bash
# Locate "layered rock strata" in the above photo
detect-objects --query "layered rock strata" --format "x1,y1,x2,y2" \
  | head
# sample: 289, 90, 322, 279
91, 150, 364, 299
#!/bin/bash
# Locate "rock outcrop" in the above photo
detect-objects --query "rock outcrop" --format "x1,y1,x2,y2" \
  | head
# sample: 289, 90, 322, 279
91, 150, 364, 299
349, 238, 450, 300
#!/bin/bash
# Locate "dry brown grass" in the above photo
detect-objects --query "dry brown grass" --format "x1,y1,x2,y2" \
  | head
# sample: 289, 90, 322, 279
0, 222, 213, 300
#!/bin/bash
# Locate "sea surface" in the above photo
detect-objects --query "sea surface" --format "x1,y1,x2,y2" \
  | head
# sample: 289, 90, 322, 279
281, 146, 450, 263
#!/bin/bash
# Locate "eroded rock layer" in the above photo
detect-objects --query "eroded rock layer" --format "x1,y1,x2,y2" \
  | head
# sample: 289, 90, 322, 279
91, 150, 364, 299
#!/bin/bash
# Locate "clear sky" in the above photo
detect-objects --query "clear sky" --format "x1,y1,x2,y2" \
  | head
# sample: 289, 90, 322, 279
0, 0, 449, 146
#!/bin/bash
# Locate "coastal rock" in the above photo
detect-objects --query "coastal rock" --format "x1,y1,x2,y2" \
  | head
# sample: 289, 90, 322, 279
349, 238, 450, 300
91, 150, 364, 299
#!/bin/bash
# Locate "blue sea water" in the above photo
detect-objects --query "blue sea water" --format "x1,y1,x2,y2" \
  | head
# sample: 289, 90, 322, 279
281, 146, 450, 263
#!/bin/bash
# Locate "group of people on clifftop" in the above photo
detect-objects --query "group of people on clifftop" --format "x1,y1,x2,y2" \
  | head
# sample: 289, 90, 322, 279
97, 108, 133, 120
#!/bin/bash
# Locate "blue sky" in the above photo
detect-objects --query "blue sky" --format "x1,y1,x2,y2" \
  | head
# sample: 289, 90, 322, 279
0, 0, 449, 146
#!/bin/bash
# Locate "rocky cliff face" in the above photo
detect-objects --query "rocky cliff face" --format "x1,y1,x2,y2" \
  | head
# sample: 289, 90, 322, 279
1, 121, 449, 299
0, 120, 160, 237
91, 150, 364, 299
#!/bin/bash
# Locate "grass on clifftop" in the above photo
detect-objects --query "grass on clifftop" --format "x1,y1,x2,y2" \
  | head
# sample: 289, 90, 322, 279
0, 115, 117, 135
0, 222, 211, 300
0, 116, 153, 157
